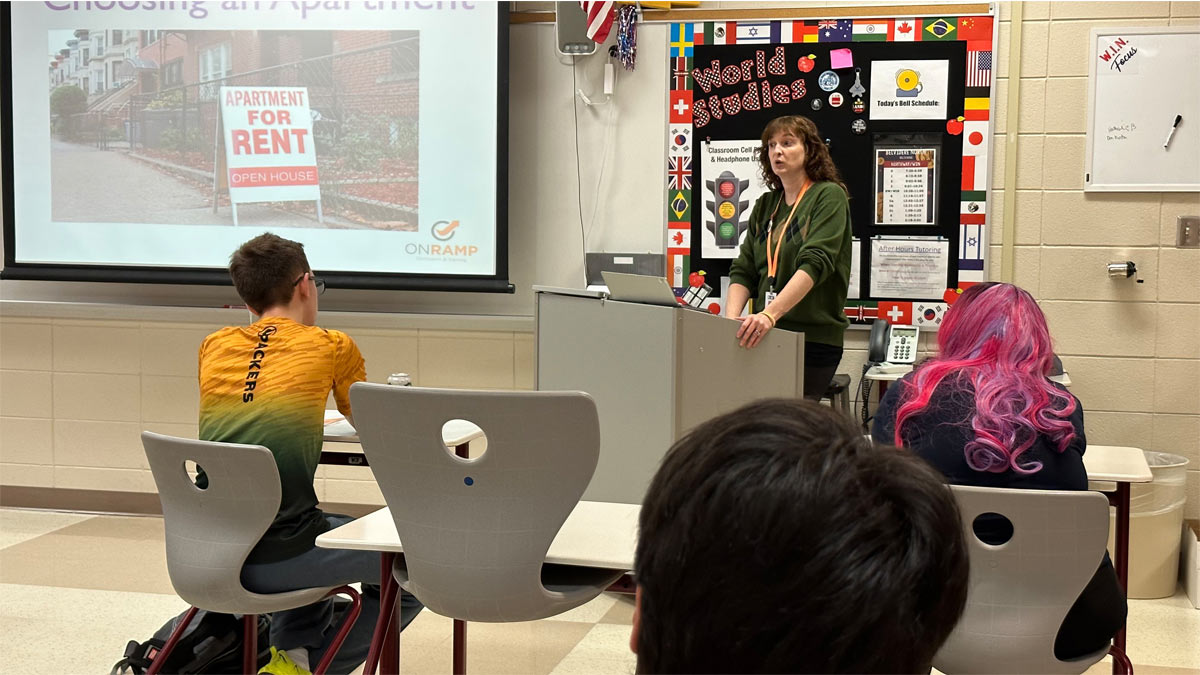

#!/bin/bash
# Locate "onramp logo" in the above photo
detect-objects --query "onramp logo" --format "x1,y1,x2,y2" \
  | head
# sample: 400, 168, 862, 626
432, 220, 460, 241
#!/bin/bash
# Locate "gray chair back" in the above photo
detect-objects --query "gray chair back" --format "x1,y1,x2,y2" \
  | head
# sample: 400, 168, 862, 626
142, 431, 334, 614
350, 384, 614, 622
934, 485, 1113, 674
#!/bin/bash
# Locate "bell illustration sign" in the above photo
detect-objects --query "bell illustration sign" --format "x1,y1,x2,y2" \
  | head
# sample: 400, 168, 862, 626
706, 170, 750, 248
219, 86, 321, 225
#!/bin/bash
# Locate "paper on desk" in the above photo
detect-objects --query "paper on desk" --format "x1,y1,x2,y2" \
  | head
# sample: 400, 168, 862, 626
323, 410, 357, 437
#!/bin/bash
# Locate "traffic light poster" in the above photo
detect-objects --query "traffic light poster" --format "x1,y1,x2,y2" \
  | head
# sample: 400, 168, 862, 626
700, 141, 767, 259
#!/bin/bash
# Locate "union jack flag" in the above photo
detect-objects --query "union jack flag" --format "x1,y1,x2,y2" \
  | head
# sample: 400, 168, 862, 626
817, 20, 838, 29
667, 156, 692, 190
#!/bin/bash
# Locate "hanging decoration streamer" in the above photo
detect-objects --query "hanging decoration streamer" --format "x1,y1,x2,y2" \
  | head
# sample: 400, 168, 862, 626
616, 4, 638, 70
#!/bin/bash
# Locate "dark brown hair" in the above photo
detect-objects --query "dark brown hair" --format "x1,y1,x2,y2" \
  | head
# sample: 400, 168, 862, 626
228, 233, 310, 314
758, 115, 848, 195
635, 398, 969, 674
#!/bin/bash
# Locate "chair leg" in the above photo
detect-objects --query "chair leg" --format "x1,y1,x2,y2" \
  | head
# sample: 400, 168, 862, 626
363, 563, 400, 675
453, 619, 467, 675
1108, 644, 1133, 675
243, 614, 259, 674
146, 606, 200, 675
312, 585, 362, 675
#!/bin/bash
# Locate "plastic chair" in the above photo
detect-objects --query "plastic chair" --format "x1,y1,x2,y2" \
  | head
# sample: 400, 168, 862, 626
934, 485, 1131, 675
142, 431, 362, 675
349, 384, 624, 672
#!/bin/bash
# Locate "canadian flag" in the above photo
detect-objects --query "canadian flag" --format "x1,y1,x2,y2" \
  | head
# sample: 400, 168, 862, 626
893, 18, 918, 42
580, 1, 616, 42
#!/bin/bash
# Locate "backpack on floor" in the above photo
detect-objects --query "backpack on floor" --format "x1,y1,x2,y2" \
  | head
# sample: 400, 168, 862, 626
110, 609, 271, 674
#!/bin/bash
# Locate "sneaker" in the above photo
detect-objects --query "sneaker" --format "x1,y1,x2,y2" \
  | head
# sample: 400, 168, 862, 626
258, 646, 311, 675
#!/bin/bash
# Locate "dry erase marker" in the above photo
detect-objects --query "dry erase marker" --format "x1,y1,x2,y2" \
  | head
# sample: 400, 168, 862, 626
1163, 114, 1182, 148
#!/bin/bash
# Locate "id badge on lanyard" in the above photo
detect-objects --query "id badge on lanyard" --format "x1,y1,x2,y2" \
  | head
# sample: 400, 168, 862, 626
765, 290, 778, 305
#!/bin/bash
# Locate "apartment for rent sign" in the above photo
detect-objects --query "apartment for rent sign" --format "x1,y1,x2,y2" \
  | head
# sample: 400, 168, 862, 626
220, 86, 319, 205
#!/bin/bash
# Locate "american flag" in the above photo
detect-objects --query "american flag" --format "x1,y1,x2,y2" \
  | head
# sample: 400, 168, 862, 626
667, 156, 692, 190
967, 50, 992, 87
580, 1, 616, 43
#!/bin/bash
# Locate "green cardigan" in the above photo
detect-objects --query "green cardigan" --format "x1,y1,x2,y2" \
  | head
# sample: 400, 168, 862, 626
728, 182, 852, 347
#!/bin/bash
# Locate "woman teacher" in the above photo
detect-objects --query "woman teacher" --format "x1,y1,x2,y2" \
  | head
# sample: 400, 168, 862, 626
727, 115, 853, 400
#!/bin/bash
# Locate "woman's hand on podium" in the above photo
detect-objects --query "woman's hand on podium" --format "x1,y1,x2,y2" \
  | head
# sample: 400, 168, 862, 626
736, 313, 775, 349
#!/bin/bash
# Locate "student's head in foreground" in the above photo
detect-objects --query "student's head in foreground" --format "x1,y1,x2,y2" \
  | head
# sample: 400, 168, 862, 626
229, 232, 321, 324
631, 398, 969, 674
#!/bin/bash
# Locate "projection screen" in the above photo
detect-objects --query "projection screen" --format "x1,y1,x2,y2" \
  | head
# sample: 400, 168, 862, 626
1, 1, 511, 292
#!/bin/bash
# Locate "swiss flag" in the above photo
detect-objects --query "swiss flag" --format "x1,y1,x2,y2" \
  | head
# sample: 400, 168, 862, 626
877, 301, 913, 325
669, 90, 693, 124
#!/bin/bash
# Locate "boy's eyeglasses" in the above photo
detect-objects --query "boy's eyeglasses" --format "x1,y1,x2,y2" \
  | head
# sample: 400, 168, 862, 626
292, 272, 326, 295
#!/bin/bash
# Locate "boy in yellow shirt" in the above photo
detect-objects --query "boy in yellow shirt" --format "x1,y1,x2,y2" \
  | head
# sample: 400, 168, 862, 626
199, 233, 422, 675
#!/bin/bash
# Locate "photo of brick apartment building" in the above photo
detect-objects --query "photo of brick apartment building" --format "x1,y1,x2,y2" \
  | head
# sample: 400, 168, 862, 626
48, 29, 419, 230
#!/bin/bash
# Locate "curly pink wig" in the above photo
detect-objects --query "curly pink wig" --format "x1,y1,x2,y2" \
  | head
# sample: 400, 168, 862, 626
893, 283, 1076, 474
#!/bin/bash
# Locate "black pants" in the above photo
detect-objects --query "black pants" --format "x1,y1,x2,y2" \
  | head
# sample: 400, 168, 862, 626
1054, 553, 1128, 660
803, 342, 844, 401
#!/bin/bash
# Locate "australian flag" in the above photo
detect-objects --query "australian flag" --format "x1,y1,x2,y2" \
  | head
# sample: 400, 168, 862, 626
817, 19, 853, 42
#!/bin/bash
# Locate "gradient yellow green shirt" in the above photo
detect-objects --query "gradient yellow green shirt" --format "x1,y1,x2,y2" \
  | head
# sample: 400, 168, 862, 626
198, 317, 365, 563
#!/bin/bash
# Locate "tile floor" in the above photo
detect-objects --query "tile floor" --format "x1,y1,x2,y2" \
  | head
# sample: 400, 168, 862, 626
0, 507, 1196, 675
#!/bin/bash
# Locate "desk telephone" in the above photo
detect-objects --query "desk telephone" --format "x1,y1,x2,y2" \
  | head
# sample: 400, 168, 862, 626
868, 320, 919, 367
859, 320, 920, 429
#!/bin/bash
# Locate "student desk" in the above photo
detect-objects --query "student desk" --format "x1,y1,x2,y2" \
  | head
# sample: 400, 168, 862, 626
318, 410, 484, 465
316, 501, 640, 675
1083, 445, 1153, 667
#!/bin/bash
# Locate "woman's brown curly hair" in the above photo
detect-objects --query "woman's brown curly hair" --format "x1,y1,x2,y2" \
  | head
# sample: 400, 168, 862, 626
758, 115, 848, 195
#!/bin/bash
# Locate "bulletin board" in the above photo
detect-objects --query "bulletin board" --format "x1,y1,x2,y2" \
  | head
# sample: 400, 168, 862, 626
1084, 27, 1200, 192
664, 14, 996, 328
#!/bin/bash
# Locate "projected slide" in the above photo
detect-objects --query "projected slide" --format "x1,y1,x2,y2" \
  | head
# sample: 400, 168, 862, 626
4, 2, 507, 288
48, 31, 421, 230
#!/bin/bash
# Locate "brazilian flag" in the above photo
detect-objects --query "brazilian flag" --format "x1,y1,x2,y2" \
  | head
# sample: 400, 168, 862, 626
670, 189, 692, 222
923, 17, 958, 41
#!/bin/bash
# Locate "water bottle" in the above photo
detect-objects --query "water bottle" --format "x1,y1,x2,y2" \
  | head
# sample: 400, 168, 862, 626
387, 373, 412, 386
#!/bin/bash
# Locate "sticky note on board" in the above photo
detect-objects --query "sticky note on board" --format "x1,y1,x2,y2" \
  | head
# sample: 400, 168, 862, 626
830, 48, 854, 69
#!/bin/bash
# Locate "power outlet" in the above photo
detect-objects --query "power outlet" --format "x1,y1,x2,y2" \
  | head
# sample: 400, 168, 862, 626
1179, 216, 1200, 249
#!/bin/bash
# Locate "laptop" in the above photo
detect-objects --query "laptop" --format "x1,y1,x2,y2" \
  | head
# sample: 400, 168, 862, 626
602, 271, 692, 309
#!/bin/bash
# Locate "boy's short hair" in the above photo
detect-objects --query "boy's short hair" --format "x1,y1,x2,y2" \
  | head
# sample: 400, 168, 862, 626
228, 233, 310, 314
634, 398, 968, 674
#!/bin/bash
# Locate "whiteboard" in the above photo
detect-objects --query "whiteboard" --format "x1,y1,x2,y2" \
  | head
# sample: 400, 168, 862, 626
1084, 28, 1200, 192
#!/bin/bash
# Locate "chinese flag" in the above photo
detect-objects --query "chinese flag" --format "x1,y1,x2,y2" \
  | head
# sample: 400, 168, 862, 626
957, 16, 992, 42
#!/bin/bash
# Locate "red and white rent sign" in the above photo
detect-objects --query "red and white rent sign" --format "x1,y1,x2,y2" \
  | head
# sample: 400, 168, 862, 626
220, 86, 319, 204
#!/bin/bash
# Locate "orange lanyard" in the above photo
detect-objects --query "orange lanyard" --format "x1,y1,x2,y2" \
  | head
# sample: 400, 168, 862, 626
766, 181, 810, 289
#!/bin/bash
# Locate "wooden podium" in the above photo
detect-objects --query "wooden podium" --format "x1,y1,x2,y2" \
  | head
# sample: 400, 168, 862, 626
534, 287, 806, 504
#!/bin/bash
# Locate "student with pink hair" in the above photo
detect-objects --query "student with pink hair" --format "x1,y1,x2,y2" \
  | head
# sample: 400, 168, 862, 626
872, 281, 1126, 660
